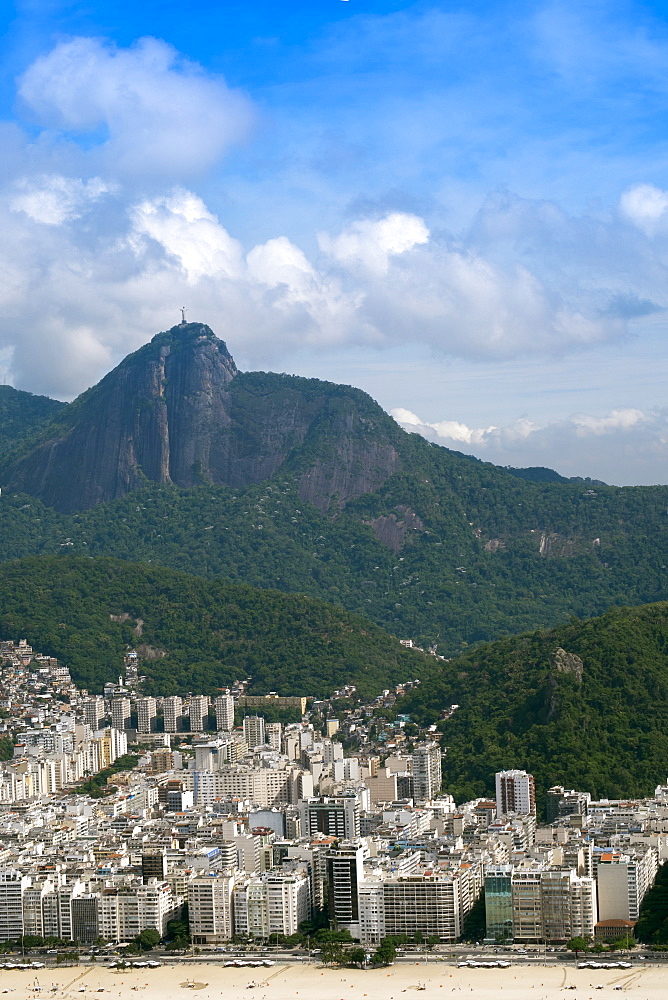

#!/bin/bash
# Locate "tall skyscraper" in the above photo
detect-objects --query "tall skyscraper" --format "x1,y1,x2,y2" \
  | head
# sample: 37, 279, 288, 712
111, 697, 131, 731
495, 769, 536, 816
326, 842, 365, 939
83, 696, 105, 731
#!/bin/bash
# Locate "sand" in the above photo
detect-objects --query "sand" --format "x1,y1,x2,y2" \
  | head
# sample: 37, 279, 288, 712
1, 960, 666, 1000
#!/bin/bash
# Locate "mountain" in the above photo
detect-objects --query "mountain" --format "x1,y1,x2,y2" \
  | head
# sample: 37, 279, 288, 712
1, 320, 668, 656
0, 385, 66, 455
1, 322, 401, 513
0, 556, 430, 698
396, 601, 668, 808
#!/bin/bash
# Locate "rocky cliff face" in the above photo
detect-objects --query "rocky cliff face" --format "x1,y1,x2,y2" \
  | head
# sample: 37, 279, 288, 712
3, 322, 402, 512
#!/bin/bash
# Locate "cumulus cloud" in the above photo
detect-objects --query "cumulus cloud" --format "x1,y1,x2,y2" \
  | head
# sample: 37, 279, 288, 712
132, 191, 244, 282
391, 406, 668, 486
2, 35, 668, 406
319, 213, 429, 274
620, 183, 668, 235
0, 176, 664, 398
17, 37, 253, 181
10, 174, 113, 225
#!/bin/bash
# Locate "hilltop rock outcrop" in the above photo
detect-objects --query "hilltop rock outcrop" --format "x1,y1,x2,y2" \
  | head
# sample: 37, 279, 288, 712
2, 322, 402, 512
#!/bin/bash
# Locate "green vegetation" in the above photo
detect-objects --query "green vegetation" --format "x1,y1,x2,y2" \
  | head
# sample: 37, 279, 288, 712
398, 602, 668, 808
1, 426, 668, 658
0, 556, 432, 698
636, 861, 668, 944
135, 929, 160, 951
566, 937, 591, 957
164, 905, 190, 950
371, 938, 397, 965
74, 754, 139, 797
505, 466, 606, 485
0, 385, 65, 457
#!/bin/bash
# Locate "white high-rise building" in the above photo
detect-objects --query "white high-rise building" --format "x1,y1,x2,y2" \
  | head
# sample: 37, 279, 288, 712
412, 743, 442, 801
215, 695, 235, 732
192, 763, 298, 808
189, 696, 209, 733
189, 873, 238, 944
0, 869, 29, 942
163, 696, 183, 733
243, 716, 266, 749
596, 849, 658, 922
510, 868, 597, 943
99, 880, 179, 943
83, 696, 105, 730
233, 872, 311, 939
136, 696, 157, 734
111, 697, 131, 731
495, 769, 536, 816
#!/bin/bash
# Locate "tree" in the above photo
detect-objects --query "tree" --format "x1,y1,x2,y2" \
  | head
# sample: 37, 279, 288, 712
348, 948, 366, 968
567, 937, 590, 958
135, 928, 160, 951
320, 942, 344, 965
610, 935, 636, 951
371, 939, 396, 966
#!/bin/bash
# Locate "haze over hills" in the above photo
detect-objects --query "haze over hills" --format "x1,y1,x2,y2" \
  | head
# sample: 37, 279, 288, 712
1, 321, 668, 656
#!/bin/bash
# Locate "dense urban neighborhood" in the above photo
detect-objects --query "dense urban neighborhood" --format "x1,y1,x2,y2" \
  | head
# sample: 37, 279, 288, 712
0, 638, 665, 959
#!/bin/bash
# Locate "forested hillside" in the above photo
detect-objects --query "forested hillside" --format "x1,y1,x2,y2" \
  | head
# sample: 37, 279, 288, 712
0, 556, 430, 698
0, 323, 667, 657
0, 385, 65, 455
397, 602, 668, 808
0, 441, 667, 657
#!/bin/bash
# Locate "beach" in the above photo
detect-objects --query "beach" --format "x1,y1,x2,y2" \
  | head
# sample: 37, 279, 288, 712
2, 961, 667, 1000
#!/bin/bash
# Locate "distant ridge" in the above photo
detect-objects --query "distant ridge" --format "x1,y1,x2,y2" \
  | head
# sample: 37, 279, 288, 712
506, 465, 607, 486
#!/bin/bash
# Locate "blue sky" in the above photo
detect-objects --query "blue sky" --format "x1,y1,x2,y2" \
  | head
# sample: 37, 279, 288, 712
2, 1, 668, 483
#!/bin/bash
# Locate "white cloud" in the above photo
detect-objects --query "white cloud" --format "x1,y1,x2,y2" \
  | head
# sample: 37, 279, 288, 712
0, 179, 660, 398
17, 37, 253, 181
391, 406, 668, 486
10, 174, 112, 225
619, 184, 668, 234
131, 191, 244, 282
1, 35, 668, 415
571, 408, 647, 436
319, 212, 429, 274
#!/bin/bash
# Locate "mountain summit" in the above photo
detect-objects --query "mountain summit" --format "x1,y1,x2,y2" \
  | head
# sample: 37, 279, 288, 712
2, 322, 402, 512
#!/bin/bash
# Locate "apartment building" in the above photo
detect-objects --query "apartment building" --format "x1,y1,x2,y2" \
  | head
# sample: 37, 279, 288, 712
495, 769, 536, 817
189, 872, 238, 945
233, 872, 310, 938
163, 696, 183, 734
